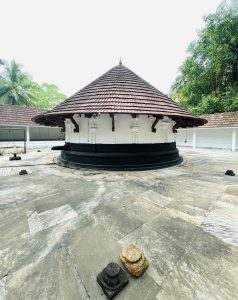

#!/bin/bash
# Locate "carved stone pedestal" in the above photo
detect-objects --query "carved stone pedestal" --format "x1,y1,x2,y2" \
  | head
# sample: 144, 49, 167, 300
97, 262, 128, 299
120, 245, 149, 277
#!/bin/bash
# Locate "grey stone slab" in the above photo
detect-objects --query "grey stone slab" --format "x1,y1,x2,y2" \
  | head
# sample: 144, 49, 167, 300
51, 179, 100, 214
0, 174, 63, 209
116, 273, 160, 300
148, 212, 201, 249
201, 212, 238, 247
27, 204, 78, 235
225, 185, 238, 197
0, 185, 28, 207
0, 233, 47, 279
1, 148, 238, 299
164, 207, 205, 225
6, 247, 84, 300
101, 191, 137, 211
167, 201, 208, 217
69, 222, 159, 300
152, 169, 187, 179
126, 197, 162, 222
213, 198, 238, 222
69, 223, 121, 300
0, 213, 91, 279
0, 207, 28, 240
95, 206, 144, 240
154, 177, 226, 210
156, 237, 238, 300
221, 192, 238, 206
140, 190, 174, 207
0, 276, 6, 300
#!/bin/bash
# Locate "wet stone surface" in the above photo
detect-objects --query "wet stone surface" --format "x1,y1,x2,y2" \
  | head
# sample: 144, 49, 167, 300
0, 148, 238, 299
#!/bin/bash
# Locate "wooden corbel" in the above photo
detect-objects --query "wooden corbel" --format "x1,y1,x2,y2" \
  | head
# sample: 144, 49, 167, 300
110, 113, 115, 132
70, 116, 79, 132
172, 119, 180, 133
61, 122, 66, 132
172, 123, 178, 133
57, 117, 66, 132
85, 113, 93, 118
170, 117, 180, 133
151, 116, 162, 133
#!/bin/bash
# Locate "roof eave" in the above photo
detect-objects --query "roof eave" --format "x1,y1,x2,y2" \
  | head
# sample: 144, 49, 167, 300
33, 111, 207, 128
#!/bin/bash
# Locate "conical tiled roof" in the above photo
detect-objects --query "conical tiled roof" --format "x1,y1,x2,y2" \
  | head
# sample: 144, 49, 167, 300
34, 63, 207, 127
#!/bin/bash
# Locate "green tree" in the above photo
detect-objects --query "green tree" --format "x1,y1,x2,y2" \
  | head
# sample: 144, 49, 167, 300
171, 0, 238, 114
0, 59, 67, 109
31, 82, 66, 109
0, 59, 36, 106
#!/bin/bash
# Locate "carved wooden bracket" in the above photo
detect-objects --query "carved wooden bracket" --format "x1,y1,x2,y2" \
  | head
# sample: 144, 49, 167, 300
61, 123, 66, 132
131, 114, 137, 118
172, 119, 181, 133
171, 117, 195, 132
70, 116, 79, 132
151, 116, 162, 133
110, 113, 115, 132
85, 113, 93, 118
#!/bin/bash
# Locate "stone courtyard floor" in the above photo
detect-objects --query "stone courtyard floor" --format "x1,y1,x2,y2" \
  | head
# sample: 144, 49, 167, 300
0, 148, 238, 300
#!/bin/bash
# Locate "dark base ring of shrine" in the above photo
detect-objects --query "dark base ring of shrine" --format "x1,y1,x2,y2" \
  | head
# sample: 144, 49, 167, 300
52, 142, 183, 170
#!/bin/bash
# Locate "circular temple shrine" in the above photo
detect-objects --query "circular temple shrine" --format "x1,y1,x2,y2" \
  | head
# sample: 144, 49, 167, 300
34, 61, 207, 170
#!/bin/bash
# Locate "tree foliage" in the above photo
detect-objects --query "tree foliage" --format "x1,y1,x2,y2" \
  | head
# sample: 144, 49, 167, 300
171, 0, 238, 114
30, 82, 66, 109
0, 59, 36, 106
0, 59, 66, 109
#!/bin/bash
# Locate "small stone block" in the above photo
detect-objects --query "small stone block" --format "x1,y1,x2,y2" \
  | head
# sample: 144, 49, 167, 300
120, 244, 149, 277
97, 262, 128, 299
9, 154, 21, 161
19, 170, 28, 175
225, 170, 235, 176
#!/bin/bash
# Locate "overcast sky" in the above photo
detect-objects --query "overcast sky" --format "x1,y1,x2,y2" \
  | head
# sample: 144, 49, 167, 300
1, 0, 221, 97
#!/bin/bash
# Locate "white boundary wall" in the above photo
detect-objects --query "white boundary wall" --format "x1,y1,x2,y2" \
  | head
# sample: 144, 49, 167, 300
0, 124, 64, 141
65, 114, 176, 144
177, 127, 238, 151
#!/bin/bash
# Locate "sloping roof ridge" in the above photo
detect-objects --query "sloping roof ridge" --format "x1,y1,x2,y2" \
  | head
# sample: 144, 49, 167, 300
0, 103, 47, 112
51, 63, 192, 116
120, 64, 191, 113
33, 63, 207, 127
51, 65, 118, 111
119, 64, 167, 97
80, 65, 119, 92
67, 64, 167, 99
202, 111, 238, 116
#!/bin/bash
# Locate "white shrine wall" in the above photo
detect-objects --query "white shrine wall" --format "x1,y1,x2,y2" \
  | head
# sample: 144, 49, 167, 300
65, 114, 176, 144
64, 114, 238, 150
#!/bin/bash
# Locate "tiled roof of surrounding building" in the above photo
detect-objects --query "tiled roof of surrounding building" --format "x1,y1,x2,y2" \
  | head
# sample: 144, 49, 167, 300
0, 104, 47, 126
34, 63, 207, 127
201, 112, 238, 128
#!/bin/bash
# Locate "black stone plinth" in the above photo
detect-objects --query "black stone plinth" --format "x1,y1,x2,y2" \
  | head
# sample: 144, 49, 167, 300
97, 262, 128, 299
9, 154, 21, 161
53, 142, 183, 170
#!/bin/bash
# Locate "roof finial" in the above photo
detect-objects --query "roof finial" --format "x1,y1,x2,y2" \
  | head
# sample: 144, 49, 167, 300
119, 57, 122, 65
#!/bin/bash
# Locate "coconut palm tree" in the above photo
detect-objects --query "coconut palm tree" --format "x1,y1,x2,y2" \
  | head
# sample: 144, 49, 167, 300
0, 59, 36, 106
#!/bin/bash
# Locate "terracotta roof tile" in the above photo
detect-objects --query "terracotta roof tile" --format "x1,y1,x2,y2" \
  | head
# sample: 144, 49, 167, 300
200, 112, 238, 128
34, 64, 207, 127
0, 104, 47, 126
